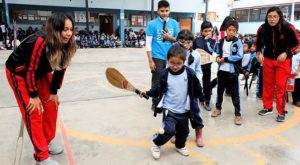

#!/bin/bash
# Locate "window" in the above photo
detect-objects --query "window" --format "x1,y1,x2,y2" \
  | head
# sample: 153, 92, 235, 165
131, 15, 143, 26
259, 8, 268, 21
280, 6, 289, 20
294, 4, 300, 20
250, 8, 260, 21
240, 10, 249, 22
230, 10, 235, 17
10, 10, 52, 24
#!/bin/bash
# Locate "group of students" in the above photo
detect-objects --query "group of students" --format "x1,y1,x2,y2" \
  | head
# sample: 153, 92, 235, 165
3, 0, 300, 164
144, 0, 300, 160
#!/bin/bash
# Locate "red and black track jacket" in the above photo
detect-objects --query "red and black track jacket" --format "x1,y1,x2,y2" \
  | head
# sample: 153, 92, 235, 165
255, 22, 300, 59
6, 33, 66, 98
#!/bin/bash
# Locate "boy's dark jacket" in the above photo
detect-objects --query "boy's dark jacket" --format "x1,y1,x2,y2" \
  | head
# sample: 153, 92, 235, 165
146, 66, 204, 120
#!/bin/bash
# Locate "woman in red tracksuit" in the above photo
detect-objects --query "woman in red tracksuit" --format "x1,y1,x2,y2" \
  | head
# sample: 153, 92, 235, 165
255, 7, 300, 122
5, 13, 76, 165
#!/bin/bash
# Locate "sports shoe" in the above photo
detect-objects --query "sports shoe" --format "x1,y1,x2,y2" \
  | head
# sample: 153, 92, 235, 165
176, 147, 189, 156
36, 157, 60, 165
151, 144, 160, 160
211, 108, 221, 117
276, 114, 285, 122
48, 143, 64, 155
204, 102, 212, 111
234, 116, 242, 125
258, 108, 273, 116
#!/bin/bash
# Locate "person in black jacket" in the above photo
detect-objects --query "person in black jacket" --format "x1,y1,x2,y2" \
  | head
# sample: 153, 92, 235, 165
255, 7, 300, 122
141, 45, 204, 160
5, 13, 77, 165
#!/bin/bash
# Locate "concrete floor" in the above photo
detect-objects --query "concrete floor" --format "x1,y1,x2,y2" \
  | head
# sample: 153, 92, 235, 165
1, 48, 300, 165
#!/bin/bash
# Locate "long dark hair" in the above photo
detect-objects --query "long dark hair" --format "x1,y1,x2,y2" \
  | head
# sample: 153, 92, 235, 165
220, 16, 234, 31
261, 7, 290, 48
265, 6, 285, 33
45, 12, 77, 70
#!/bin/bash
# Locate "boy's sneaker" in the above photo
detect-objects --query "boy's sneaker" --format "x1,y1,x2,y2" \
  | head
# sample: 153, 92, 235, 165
234, 116, 242, 125
151, 144, 160, 160
204, 103, 212, 111
258, 108, 273, 116
276, 114, 285, 122
49, 143, 64, 155
176, 147, 189, 156
36, 157, 60, 165
211, 108, 221, 117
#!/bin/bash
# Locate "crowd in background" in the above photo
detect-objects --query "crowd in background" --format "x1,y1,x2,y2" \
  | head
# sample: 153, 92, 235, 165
0, 25, 146, 50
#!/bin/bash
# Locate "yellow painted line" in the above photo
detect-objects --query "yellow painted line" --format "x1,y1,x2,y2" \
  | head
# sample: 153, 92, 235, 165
66, 128, 150, 147
204, 128, 266, 165
272, 135, 294, 148
189, 151, 215, 165
235, 145, 266, 165
199, 108, 300, 147
247, 123, 294, 148
65, 128, 213, 164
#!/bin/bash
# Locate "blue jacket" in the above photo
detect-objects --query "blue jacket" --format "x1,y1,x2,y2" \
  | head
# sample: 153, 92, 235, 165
216, 36, 243, 75
146, 66, 204, 119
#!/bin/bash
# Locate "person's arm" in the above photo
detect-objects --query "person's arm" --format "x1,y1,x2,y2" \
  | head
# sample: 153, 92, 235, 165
146, 23, 156, 71
286, 24, 300, 57
192, 73, 204, 102
146, 36, 155, 71
163, 20, 179, 43
225, 40, 243, 62
194, 52, 203, 86
26, 37, 46, 98
255, 25, 264, 63
50, 69, 66, 95
162, 30, 177, 43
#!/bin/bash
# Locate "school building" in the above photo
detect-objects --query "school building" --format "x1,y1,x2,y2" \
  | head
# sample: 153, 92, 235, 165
228, 0, 300, 34
0, 0, 210, 43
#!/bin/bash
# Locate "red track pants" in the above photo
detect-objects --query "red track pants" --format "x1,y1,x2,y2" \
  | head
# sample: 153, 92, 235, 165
6, 68, 58, 161
262, 58, 291, 115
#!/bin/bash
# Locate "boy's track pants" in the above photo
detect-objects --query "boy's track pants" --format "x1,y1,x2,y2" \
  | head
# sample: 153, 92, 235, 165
262, 58, 291, 115
6, 68, 58, 161
153, 110, 189, 149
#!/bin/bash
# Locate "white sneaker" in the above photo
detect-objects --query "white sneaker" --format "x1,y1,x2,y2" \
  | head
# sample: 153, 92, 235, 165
176, 147, 189, 156
48, 143, 64, 155
36, 157, 60, 165
151, 144, 160, 160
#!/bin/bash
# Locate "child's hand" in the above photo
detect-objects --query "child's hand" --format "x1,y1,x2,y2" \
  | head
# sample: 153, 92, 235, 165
257, 52, 264, 63
217, 57, 225, 64
244, 72, 250, 78
205, 35, 211, 40
140, 91, 146, 98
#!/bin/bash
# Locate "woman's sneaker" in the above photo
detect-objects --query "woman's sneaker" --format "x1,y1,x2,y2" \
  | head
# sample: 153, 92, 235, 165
276, 114, 285, 122
258, 108, 273, 116
151, 144, 160, 160
36, 157, 60, 165
48, 143, 64, 155
176, 147, 189, 156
